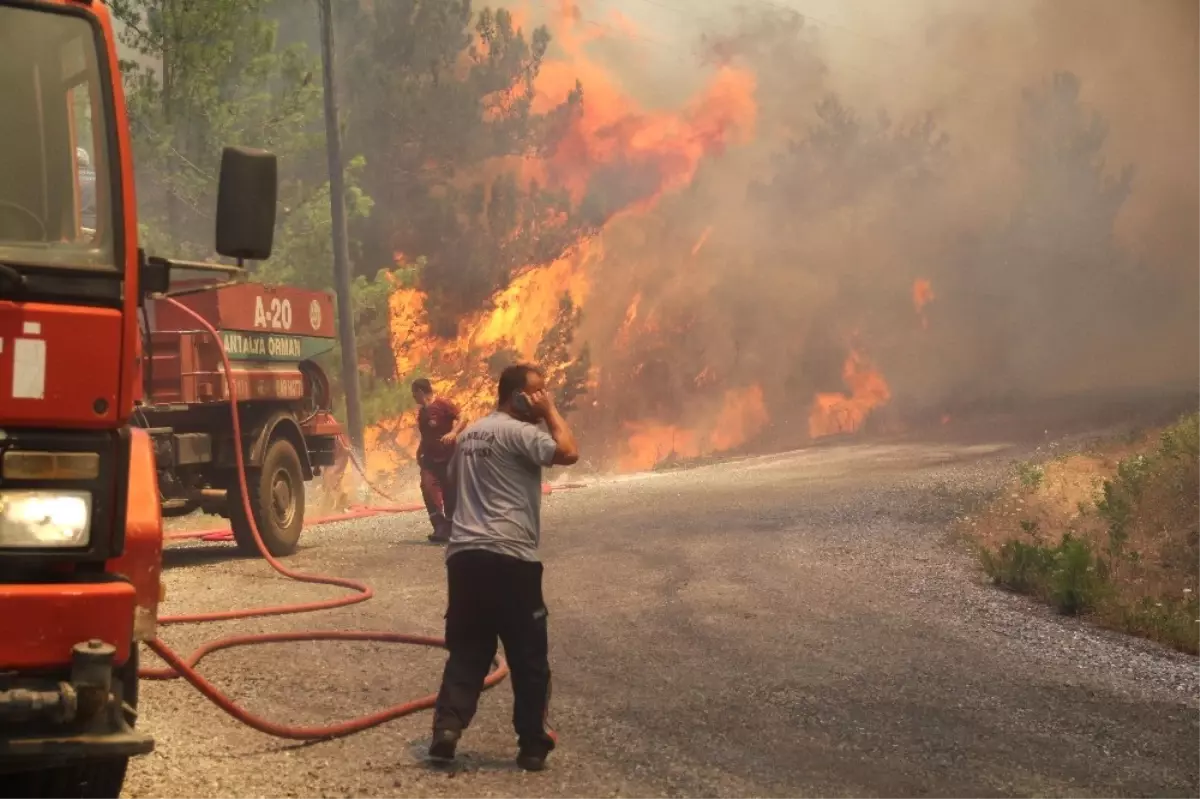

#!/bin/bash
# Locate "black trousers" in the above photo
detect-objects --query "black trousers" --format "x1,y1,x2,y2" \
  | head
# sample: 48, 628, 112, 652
433, 549, 555, 750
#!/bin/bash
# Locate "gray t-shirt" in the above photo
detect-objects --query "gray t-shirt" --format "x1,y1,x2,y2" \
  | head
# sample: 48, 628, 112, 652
446, 411, 557, 563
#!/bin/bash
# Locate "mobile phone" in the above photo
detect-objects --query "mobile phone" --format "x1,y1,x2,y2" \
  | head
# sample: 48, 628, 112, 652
512, 391, 533, 415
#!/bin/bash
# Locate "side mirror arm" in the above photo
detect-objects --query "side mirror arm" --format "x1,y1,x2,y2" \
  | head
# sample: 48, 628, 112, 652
138, 249, 170, 300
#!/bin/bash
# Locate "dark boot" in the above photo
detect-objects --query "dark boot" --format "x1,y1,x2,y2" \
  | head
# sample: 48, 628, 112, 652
428, 728, 460, 762
516, 737, 554, 772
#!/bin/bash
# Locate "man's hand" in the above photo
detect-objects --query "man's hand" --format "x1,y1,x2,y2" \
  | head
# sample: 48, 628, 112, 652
439, 431, 457, 445
528, 389, 556, 420
531, 389, 578, 465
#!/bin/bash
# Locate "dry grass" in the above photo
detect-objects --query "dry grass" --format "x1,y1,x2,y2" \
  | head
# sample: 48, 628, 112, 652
968, 439, 1143, 554
964, 414, 1199, 654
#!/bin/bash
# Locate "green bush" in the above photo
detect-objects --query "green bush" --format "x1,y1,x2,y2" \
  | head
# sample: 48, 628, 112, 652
1095, 453, 1150, 551
1159, 412, 1199, 461
1015, 461, 1045, 490
1051, 534, 1109, 614
982, 539, 1053, 595
982, 533, 1108, 615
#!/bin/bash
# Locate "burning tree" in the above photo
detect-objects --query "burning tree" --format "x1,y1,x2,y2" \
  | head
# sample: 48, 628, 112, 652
534, 294, 591, 412
114, 1, 1192, 477
667, 90, 949, 438
334, 2, 592, 334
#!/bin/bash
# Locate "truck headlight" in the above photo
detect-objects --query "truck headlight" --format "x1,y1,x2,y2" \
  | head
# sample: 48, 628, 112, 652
0, 491, 92, 548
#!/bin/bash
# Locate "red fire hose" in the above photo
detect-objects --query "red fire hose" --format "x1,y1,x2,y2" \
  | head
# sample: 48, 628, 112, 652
139, 298, 525, 740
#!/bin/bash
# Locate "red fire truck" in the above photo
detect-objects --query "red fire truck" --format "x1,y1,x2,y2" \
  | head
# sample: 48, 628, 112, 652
0, 1, 318, 794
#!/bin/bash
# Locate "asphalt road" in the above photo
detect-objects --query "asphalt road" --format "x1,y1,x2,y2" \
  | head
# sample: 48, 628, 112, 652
124, 435, 1199, 798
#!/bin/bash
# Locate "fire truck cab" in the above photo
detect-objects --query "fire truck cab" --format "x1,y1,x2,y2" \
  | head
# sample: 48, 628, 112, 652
0, 2, 276, 795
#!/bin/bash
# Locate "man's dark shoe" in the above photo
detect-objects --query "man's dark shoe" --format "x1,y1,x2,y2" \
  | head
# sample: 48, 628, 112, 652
516, 743, 552, 772
428, 728, 460, 761
427, 531, 450, 543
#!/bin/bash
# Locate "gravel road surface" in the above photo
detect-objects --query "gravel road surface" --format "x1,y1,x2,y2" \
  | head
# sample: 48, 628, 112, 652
124, 433, 1199, 798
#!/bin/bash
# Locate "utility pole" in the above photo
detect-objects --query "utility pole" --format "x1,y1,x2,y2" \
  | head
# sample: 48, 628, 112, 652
318, 0, 364, 458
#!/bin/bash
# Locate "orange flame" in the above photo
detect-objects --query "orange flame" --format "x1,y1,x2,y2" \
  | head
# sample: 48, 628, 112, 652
808, 350, 892, 439
474, 253, 593, 355
363, 423, 417, 477
691, 225, 713, 256
615, 291, 642, 346
619, 423, 700, 472
618, 384, 768, 471
366, 0, 759, 476
385, 244, 595, 426
527, 53, 756, 207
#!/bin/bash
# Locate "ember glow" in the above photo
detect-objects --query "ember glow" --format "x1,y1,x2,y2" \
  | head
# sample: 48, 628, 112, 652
913, 278, 935, 330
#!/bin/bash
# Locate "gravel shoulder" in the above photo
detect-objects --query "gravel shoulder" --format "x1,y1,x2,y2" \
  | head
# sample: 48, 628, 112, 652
125, 436, 1199, 798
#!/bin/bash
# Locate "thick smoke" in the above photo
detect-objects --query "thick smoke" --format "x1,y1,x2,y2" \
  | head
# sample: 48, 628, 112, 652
320, 0, 1199, 474
540, 0, 1199, 465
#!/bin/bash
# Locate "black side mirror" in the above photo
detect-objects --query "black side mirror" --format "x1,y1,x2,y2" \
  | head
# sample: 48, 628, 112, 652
215, 146, 277, 262
138, 249, 170, 296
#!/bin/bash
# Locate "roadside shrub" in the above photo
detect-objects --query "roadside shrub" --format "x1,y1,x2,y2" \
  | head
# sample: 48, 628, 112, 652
1015, 461, 1045, 489
975, 411, 1199, 654
982, 539, 1051, 594
1159, 412, 1199, 461
1050, 533, 1109, 614
982, 532, 1108, 615
1120, 595, 1200, 651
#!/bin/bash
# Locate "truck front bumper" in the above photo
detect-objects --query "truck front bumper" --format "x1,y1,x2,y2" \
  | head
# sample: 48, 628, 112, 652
0, 581, 152, 771
0, 726, 153, 772
0, 638, 152, 772
0, 581, 136, 670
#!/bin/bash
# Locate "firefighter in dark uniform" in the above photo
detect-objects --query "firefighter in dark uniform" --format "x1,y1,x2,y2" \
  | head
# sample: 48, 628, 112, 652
412, 378, 465, 542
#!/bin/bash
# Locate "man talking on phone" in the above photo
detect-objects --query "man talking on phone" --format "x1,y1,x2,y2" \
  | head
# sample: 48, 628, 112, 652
429, 363, 579, 772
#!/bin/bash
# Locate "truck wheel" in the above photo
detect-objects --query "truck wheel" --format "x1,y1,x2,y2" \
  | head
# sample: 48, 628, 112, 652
1, 648, 139, 799
230, 436, 305, 557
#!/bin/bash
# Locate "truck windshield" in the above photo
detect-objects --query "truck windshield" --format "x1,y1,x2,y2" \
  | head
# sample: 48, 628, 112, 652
0, 6, 117, 272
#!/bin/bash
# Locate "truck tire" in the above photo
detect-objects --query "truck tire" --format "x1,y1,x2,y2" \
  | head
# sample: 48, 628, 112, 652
230, 436, 305, 557
1, 648, 139, 799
